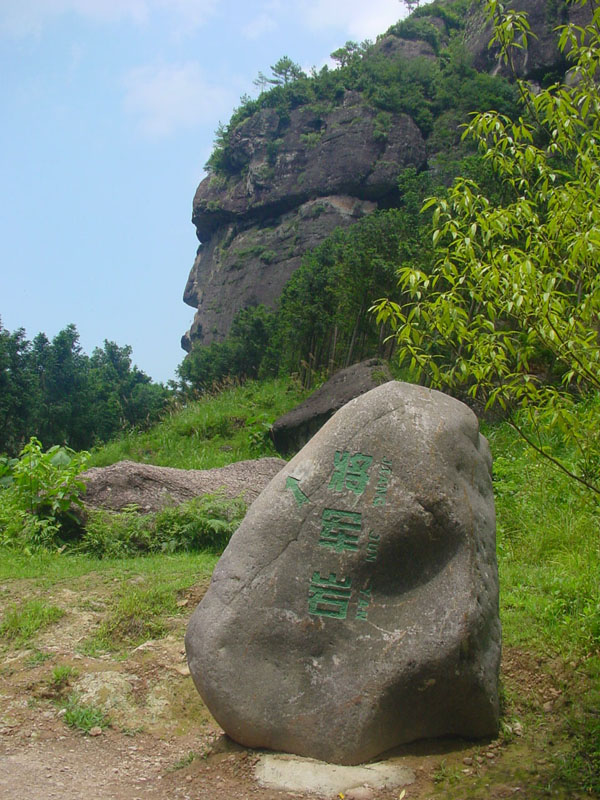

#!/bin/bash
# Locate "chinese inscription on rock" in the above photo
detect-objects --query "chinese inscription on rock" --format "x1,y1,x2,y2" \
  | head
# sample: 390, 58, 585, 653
285, 450, 390, 623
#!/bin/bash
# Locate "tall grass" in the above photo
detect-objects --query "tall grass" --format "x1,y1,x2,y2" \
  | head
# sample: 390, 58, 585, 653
88, 377, 308, 469
486, 421, 600, 656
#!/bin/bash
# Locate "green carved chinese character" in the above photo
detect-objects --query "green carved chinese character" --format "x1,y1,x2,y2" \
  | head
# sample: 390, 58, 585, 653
285, 476, 310, 507
308, 572, 352, 619
366, 531, 380, 563
319, 508, 361, 552
328, 451, 373, 495
355, 586, 372, 621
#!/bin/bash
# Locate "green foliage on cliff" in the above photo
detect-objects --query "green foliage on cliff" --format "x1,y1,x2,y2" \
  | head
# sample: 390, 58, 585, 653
0, 321, 169, 455
373, 0, 600, 496
178, 306, 276, 392
205, 0, 519, 174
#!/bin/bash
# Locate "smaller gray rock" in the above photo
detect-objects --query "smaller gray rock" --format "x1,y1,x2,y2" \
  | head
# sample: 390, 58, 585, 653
271, 359, 392, 455
81, 458, 286, 514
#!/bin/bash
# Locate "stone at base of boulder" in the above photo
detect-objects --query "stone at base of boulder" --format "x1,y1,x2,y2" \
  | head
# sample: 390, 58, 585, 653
254, 753, 415, 797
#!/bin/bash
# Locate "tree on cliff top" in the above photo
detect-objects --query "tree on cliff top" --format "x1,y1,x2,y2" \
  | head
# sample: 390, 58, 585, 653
253, 56, 306, 91
373, 0, 600, 495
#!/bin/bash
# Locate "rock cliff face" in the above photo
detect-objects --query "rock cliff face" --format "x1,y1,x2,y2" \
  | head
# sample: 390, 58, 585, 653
182, 0, 588, 351
182, 95, 425, 350
464, 0, 591, 80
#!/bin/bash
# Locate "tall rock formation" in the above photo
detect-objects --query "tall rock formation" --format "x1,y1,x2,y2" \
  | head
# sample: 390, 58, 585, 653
182, 0, 589, 352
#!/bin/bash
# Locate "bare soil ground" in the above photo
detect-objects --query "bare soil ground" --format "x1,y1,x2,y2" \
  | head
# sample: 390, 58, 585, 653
0, 574, 594, 800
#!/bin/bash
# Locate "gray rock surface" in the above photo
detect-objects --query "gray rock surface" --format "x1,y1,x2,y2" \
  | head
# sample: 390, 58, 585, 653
254, 753, 414, 796
81, 458, 286, 513
464, 0, 592, 79
270, 358, 392, 455
183, 93, 426, 348
182, 196, 376, 350
186, 381, 500, 765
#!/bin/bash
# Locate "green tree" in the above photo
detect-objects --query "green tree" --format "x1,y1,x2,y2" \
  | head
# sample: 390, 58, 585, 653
178, 305, 276, 393
88, 340, 168, 440
34, 324, 91, 449
330, 40, 371, 68
0, 322, 38, 454
373, 0, 600, 494
254, 56, 305, 91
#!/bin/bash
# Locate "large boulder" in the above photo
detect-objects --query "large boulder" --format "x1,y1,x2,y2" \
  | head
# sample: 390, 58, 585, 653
186, 381, 500, 765
270, 358, 392, 455
81, 458, 286, 514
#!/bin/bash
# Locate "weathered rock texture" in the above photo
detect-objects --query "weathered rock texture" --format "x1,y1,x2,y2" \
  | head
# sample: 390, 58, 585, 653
271, 358, 392, 455
464, 0, 592, 80
183, 94, 426, 349
186, 381, 500, 765
81, 458, 286, 514
183, 195, 376, 349
183, 1, 585, 351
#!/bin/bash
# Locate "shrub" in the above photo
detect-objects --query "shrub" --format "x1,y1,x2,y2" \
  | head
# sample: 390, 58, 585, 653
80, 493, 246, 558
0, 437, 89, 551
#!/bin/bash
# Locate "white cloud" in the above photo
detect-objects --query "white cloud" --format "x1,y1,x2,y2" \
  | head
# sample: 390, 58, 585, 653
122, 61, 234, 138
300, 0, 405, 41
242, 12, 277, 40
0, 0, 218, 37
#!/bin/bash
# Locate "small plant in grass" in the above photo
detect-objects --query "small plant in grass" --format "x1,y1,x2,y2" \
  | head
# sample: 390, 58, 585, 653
62, 692, 110, 733
80, 493, 246, 558
433, 760, 461, 786
86, 584, 180, 652
168, 751, 198, 772
0, 600, 65, 646
25, 649, 52, 667
50, 664, 78, 691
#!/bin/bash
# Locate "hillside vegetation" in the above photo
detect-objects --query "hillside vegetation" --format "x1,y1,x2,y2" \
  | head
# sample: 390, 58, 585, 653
1, 1, 599, 795
0, 375, 598, 795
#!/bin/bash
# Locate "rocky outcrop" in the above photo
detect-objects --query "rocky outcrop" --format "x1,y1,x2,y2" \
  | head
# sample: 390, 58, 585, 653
182, 195, 376, 349
183, 94, 426, 349
182, 0, 586, 351
81, 458, 286, 514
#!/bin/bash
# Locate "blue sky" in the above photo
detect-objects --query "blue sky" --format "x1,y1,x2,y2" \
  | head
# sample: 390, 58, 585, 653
0, 0, 409, 384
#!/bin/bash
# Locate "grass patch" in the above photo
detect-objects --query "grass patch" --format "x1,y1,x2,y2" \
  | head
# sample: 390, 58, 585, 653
79, 562, 210, 654
87, 377, 305, 470
25, 649, 53, 667
0, 550, 217, 588
96, 584, 177, 647
486, 421, 600, 656
0, 600, 65, 646
551, 655, 600, 796
62, 692, 110, 733
50, 664, 78, 690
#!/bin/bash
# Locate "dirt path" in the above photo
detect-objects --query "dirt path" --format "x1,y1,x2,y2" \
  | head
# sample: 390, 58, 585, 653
0, 577, 591, 800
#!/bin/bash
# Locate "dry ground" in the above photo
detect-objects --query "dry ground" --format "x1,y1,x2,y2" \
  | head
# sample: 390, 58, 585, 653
0, 573, 593, 800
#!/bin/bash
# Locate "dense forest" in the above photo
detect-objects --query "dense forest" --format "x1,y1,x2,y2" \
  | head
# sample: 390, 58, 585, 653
0, 321, 169, 454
